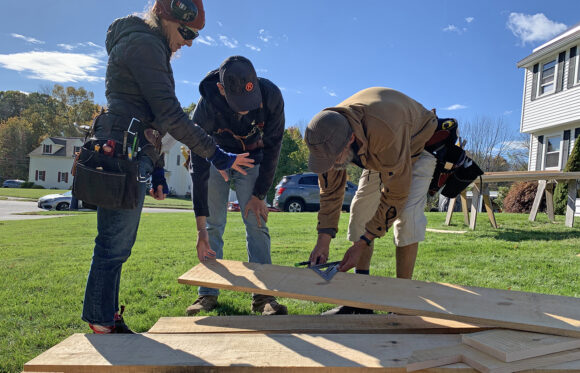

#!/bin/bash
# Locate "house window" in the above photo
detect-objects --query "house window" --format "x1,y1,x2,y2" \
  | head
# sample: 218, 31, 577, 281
539, 58, 557, 95
177, 154, 181, 166
73, 146, 81, 155
59, 172, 69, 183
38, 171, 46, 181
43, 144, 52, 154
544, 135, 561, 169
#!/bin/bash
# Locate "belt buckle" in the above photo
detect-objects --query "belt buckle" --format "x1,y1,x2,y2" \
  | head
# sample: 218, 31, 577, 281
127, 117, 141, 136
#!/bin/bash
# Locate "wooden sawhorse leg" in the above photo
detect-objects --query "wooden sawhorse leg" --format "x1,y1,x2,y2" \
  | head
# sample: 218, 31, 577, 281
529, 180, 547, 222
565, 179, 578, 228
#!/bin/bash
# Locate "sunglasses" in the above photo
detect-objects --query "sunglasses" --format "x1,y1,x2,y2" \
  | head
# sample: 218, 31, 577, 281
178, 24, 199, 41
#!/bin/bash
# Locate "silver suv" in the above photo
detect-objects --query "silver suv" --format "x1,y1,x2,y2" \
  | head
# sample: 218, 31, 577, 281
273, 172, 357, 212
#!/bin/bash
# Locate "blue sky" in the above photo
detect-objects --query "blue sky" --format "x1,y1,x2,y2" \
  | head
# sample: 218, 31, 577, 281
1, 1, 579, 138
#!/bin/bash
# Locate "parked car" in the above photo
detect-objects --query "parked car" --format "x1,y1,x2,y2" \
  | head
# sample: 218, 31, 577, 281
227, 200, 281, 212
2, 179, 25, 188
37, 191, 96, 211
273, 173, 357, 212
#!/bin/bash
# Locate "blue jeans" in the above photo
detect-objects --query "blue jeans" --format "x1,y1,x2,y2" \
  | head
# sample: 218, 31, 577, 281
198, 165, 271, 296
81, 156, 153, 326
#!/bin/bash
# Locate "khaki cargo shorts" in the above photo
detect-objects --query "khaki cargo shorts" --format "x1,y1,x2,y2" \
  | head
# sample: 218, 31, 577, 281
347, 151, 436, 247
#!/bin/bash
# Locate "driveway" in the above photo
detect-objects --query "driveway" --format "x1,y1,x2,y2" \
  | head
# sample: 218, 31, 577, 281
0, 199, 191, 221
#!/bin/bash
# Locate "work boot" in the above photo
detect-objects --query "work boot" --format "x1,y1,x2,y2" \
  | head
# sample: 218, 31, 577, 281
251, 294, 288, 315
186, 295, 218, 315
321, 305, 374, 315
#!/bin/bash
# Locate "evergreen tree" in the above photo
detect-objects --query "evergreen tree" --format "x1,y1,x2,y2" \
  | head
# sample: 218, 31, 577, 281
553, 141, 580, 214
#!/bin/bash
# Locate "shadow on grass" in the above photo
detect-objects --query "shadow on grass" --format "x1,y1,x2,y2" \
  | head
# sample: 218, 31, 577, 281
493, 228, 580, 242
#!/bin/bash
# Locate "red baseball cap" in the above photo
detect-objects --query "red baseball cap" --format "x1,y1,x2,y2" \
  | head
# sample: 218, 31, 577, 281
154, 0, 205, 30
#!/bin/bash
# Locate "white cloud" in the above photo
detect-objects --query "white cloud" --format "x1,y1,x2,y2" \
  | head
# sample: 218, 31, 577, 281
195, 35, 217, 46
245, 44, 261, 52
280, 87, 303, 95
58, 43, 75, 51
323, 86, 337, 97
256, 68, 268, 74
503, 110, 513, 115
11, 33, 44, 44
219, 35, 238, 49
507, 13, 567, 44
217, 21, 223, 27
258, 29, 272, 43
443, 104, 467, 110
180, 80, 199, 86
443, 24, 460, 33
465, 17, 474, 23
0, 51, 104, 83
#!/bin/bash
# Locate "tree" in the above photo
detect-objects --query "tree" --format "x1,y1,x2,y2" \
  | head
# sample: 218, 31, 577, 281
0, 90, 29, 122
460, 116, 517, 172
267, 127, 308, 202
553, 142, 580, 215
0, 117, 36, 180
50, 85, 101, 136
183, 102, 197, 117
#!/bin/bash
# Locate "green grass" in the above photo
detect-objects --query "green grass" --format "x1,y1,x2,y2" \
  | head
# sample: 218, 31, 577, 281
0, 188, 192, 209
0, 211, 579, 372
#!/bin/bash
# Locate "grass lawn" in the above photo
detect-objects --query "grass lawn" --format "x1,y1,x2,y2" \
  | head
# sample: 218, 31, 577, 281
0, 188, 192, 209
0, 211, 579, 372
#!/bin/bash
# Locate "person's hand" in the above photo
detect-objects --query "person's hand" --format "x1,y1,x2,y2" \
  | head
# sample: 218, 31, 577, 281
309, 233, 332, 266
149, 184, 167, 200
338, 239, 368, 272
217, 153, 255, 181
196, 229, 216, 262
244, 196, 268, 227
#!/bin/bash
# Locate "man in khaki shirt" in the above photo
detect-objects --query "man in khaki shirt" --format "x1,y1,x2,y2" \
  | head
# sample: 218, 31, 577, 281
305, 87, 437, 315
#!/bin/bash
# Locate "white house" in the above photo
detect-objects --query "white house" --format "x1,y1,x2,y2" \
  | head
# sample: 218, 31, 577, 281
28, 137, 84, 189
517, 22, 580, 209
28, 135, 193, 196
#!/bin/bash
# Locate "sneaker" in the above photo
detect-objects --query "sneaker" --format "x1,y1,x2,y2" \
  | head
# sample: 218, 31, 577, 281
321, 305, 374, 315
89, 305, 134, 334
251, 294, 288, 315
113, 305, 135, 334
186, 295, 218, 316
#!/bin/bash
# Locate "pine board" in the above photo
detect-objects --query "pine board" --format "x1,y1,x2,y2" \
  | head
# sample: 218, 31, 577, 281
24, 333, 462, 372
462, 330, 580, 362
178, 260, 580, 337
148, 315, 489, 334
407, 344, 580, 373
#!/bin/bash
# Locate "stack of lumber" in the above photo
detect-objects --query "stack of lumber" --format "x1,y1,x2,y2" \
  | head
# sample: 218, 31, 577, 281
23, 260, 580, 372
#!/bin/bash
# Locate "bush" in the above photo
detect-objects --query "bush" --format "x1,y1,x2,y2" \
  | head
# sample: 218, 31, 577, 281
20, 181, 34, 188
502, 181, 544, 213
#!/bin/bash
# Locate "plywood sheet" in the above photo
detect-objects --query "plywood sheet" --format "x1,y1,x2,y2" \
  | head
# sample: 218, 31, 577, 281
178, 260, 580, 338
148, 315, 489, 334
462, 330, 580, 362
408, 344, 580, 373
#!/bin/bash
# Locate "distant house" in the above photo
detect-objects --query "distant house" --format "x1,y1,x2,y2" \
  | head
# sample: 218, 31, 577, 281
517, 23, 580, 211
28, 137, 84, 189
28, 135, 193, 197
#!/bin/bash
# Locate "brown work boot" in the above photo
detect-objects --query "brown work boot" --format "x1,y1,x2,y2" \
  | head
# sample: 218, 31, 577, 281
251, 294, 288, 315
185, 295, 218, 316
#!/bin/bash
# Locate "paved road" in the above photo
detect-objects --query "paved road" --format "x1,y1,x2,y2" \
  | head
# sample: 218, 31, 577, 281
0, 200, 191, 221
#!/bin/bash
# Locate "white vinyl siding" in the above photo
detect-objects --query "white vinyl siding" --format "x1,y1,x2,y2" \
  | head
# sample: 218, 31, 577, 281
521, 55, 580, 134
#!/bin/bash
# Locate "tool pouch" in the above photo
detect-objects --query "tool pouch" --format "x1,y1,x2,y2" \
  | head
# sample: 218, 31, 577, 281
72, 141, 140, 210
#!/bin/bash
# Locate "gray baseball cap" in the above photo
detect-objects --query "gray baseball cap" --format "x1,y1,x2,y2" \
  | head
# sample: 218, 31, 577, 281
304, 110, 353, 173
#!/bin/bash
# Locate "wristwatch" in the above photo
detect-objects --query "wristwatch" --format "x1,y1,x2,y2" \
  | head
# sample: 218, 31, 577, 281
253, 193, 266, 200
359, 234, 372, 246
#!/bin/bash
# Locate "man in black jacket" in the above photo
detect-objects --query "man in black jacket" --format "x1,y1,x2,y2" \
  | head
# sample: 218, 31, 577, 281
187, 56, 286, 315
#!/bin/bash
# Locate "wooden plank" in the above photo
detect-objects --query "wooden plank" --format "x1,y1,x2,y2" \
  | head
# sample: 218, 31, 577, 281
426, 229, 467, 234
482, 186, 498, 228
178, 260, 580, 338
408, 344, 580, 373
445, 197, 456, 226
565, 179, 577, 228
546, 182, 556, 222
148, 315, 490, 334
462, 329, 580, 362
460, 191, 470, 225
481, 171, 580, 183
530, 180, 547, 222
469, 182, 481, 230
23, 333, 580, 373
24, 333, 464, 372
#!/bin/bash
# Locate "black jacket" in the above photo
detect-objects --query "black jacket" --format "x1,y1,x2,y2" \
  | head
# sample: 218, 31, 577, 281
190, 70, 285, 216
104, 16, 215, 158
